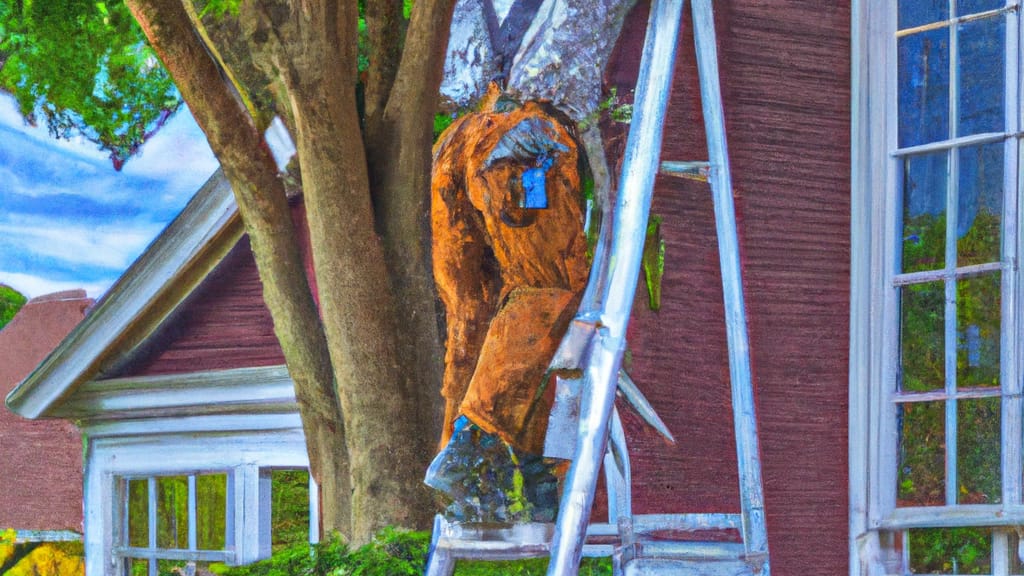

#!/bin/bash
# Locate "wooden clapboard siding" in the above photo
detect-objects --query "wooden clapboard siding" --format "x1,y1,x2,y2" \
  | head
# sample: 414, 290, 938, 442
606, 1, 851, 573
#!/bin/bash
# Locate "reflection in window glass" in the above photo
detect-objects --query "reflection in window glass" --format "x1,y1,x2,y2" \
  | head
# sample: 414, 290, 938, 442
957, 397, 1001, 504
957, 273, 1001, 389
958, 0, 1006, 16
271, 470, 311, 551
129, 558, 147, 576
898, 401, 946, 506
1009, 531, 1024, 574
909, 527, 992, 574
898, 0, 948, 30
900, 283, 945, 393
902, 152, 948, 273
899, 28, 950, 148
196, 474, 227, 550
156, 476, 188, 550
957, 144, 1003, 266
128, 479, 149, 548
958, 16, 1005, 137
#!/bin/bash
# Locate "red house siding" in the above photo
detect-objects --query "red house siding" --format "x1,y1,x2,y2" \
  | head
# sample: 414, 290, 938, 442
0, 291, 90, 532
111, 3, 852, 571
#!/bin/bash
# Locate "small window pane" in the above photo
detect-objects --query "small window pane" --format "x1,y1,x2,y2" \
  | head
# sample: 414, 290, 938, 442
909, 527, 992, 574
196, 474, 227, 551
127, 479, 149, 548
902, 152, 948, 273
957, 397, 1001, 504
271, 470, 310, 551
898, 401, 946, 506
958, 16, 1005, 137
958, 0, 1006, 16
1009, 531, 1024, 574
957, 144, 1003, 266
127, 558, 148, 576
899, 0, 949, 30
156, 476, 188, 550
899, 28, 951, 148
900, 282, 946, 393
956, 273, 1001, 389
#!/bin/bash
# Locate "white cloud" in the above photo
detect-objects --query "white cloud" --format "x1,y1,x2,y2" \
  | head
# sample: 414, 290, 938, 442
122, 109, 218, 191
0, 92, 217, 301
0, 95, 110, 165
0, 219, 163, 270
0, 270, 110, 300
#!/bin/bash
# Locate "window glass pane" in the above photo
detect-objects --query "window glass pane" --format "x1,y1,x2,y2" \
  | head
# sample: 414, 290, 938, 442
1009, 531, 1024, 574
899, 28, 951, 148
271, 470, 310, 551
900, 282, 946, 392
899, 0, 949, 30
898, 401, 946, 506
957, 144, 1003, 266
958, 16, 1006, 137
127, 479, 149, 548
957, 273, 1001, 389
196, 474, 227, 551
127, 558, 148, 576
957, 397, 1002, 504
156, 476, 188, 550
909, 527, 992, 574
902, 152, 948, 273
959, 0, 1006, 15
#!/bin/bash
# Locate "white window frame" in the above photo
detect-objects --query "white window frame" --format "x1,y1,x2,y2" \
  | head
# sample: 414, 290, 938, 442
851, 1, 1024, 574
83, 416, 318, 576
112, 472, 237, 576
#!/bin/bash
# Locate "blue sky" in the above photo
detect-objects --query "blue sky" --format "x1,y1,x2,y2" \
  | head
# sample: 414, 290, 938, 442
0, 93, 218, 299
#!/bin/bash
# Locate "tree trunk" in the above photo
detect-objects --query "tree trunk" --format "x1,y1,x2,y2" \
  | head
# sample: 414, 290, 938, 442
124, 0, 351, 537
250, 0, 450, 539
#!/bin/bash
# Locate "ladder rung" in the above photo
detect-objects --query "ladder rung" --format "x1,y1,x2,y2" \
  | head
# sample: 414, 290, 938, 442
632, 513, 742, 533
659, 160, 711, 182
626, 540, 746, 562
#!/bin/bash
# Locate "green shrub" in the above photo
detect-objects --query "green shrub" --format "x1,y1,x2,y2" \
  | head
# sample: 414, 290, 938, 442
213, 527, 612, 576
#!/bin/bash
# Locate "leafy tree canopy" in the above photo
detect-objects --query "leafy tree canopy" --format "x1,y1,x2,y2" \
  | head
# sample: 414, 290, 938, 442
0, 0, 181, 169
0, 284, 26, 330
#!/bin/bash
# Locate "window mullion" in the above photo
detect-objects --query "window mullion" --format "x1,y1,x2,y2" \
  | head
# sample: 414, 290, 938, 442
1002, 2, 1022, 510
188, 475, 198, 552
147, 477, 157, 576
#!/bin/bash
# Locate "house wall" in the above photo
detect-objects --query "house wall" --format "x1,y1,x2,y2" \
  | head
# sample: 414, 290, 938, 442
0, 290, 91, 532
604, 1, 852, 573
109, 2, 852, 571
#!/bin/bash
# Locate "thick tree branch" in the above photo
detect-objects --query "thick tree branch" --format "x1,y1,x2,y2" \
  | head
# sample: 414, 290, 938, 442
363, 0, 403, 128
125, 0, 350, 535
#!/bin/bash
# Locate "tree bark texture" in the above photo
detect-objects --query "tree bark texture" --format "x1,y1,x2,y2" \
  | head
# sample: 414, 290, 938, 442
431, 96, 590, 454
125, 0, 350, 537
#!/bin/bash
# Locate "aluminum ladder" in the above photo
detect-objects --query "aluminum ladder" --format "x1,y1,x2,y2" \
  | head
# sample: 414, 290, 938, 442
424, 0, 769, 573
547, 0, 770, 573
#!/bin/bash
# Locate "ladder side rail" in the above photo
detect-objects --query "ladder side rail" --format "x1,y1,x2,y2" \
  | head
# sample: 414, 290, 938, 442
546, 0, 685, 573
691, 0, 770, 567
